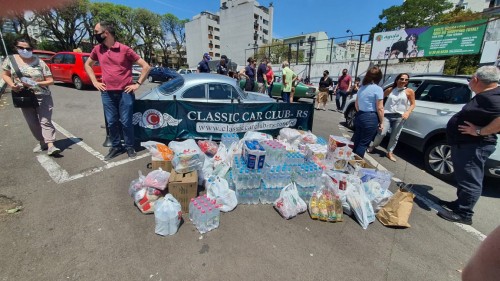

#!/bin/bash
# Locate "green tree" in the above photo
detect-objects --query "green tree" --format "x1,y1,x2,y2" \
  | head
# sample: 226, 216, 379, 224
161, 13, 188, 68
36, 0, 91, 50
370, 0, 453, 38
134, 9, 161, 63
88, 3, 138, 47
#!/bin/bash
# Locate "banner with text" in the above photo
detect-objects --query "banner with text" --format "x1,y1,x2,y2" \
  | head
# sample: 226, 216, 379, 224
133, 100, 314, 141
371, 19, 487, 60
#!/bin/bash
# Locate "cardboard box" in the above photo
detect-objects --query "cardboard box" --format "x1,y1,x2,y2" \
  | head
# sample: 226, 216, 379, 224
151, 159, 172, 172
347, 159, 377, 174
168, 170, 198, 213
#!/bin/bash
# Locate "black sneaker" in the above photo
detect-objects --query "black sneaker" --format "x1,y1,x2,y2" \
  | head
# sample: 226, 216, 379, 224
438, 199, 458, 211
437, 209, 472, 225
126, 147, 136, 158
104, 147, 124, 161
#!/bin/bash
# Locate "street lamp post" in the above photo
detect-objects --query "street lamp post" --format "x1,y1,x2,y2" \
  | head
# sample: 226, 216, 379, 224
307, 36, 315, 80
346, 29, 353, 61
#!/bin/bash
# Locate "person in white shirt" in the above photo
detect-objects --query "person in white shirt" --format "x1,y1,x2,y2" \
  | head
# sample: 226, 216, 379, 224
367, 73, 416, 161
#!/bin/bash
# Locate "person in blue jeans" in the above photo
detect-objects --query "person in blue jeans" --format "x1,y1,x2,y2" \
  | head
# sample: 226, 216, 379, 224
368, 73, 416, 162
351, 66, 384, 158
437, 66, 500, 225
84, 21, 151, 160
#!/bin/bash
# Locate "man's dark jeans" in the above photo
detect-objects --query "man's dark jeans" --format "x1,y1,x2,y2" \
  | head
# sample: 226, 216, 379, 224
282, 91, 290, 103
451, 142, 495, 219
101, 91, 135, 148
336, 90, 348, 110
352, 111, 378, 158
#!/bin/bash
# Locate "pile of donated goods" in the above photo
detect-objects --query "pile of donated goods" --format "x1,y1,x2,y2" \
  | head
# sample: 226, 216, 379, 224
128, 128, 415, 236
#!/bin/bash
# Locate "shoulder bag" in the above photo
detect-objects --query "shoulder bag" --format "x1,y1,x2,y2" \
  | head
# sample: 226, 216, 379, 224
9, 55, 39, 108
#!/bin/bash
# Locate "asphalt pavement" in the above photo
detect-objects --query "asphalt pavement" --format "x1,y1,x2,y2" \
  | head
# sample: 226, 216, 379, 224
0, 81, 499, 281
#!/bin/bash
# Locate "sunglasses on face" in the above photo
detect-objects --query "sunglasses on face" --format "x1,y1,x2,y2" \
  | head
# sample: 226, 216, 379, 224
16, 46, 33, 51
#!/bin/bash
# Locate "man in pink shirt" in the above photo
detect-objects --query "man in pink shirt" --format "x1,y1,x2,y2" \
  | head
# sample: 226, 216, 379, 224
85, 21, 150, 161
334, 68, 352, 112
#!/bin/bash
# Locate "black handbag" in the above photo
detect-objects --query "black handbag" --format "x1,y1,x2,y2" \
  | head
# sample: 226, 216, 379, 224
9, 55, 39, 108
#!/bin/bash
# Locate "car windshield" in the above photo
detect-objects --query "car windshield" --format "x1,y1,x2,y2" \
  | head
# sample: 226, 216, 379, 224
157, 76, 184, 96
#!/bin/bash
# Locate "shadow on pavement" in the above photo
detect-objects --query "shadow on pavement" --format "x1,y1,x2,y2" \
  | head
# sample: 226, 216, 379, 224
401, 183, 435, 212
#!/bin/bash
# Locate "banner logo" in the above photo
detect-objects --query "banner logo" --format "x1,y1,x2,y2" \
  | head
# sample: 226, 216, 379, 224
132, 109, 182, 129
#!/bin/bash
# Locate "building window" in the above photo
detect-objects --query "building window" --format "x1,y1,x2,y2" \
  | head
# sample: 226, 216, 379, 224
215, 45, 220, 49
215, 53, 220, 57
263, 19, 268, 25
209, 52, 214, 56
208, 26, 213, 31
263, 39, 268, 44
215, 27, 220, 31
214, 36, 220, 40
263, 29, 268, 35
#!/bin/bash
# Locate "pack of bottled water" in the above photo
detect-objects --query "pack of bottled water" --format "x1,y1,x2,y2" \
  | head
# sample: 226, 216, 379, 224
260, 140, 286, 166
285, 151, 305, 166
260, 165, 293, 204
189, 195, 220, 234
221, 133, 240, 148
294, 162, 323, 201
232, 156, 263, 204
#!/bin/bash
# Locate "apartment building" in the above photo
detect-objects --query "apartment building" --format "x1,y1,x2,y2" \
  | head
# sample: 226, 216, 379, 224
338, 39, 372, 60
281, 32, 330, 63
185, 0, 273, 68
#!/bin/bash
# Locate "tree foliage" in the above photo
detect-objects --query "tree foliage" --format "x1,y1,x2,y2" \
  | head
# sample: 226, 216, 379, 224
0, 1, 189, 66
370, 0, 453, 38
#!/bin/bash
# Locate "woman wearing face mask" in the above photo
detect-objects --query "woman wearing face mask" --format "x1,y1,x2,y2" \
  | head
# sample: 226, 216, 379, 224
367, 73, 416, 161
1, 38, 60, 156
316, 70, 332, 110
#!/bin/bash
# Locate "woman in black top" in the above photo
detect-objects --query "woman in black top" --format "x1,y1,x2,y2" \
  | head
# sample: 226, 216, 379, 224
316, 70, 332, 110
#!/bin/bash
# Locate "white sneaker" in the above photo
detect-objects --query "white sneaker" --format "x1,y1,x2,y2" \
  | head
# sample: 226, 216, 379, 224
33, 143, 48, 153
47, 146, 61, 156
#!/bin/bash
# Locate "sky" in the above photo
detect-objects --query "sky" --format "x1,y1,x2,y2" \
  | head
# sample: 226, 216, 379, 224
93, 0, 404, 40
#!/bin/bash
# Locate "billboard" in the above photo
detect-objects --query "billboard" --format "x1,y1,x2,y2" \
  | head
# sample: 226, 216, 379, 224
371, 19, 487, 60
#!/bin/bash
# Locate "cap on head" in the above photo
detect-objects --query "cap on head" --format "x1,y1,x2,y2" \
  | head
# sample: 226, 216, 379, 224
324, 70, 329, 74
204, 53, 211, 60
221, 55, 228, 60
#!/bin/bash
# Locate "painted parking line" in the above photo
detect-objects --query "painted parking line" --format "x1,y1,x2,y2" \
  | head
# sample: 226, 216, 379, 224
37, 121, 149, 184
339, 125, 487, 241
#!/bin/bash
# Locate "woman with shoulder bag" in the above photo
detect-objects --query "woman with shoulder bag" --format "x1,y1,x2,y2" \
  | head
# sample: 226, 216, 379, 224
1, 38, 60, 156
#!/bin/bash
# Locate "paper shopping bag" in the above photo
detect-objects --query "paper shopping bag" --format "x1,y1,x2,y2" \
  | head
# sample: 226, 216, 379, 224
376, 188, 415, 228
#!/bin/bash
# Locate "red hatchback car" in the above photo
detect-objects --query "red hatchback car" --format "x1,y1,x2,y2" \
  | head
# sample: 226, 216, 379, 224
47, 52, 102, 90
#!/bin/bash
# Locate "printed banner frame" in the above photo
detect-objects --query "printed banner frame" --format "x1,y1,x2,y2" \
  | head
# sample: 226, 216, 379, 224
371, 19, 488, 60
133, 100, 314, 141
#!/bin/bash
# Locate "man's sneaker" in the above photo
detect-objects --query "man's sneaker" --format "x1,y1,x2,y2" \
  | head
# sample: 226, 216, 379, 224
47, 146, 61, 156
33, 143, 48, 153
126, 147, 137, 158
104, 147, 124, 161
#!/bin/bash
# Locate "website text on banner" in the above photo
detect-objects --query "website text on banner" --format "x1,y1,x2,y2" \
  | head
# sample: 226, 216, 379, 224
133, 100, 314, 141
371, 19, 488, 60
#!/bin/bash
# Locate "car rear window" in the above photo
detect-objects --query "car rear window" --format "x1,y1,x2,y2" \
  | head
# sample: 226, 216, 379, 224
158, 76, 184, 96
82, 56, 99, 66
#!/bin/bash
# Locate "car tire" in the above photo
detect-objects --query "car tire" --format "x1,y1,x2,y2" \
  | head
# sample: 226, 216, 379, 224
344, 105, 357, 130
424, 140, 455, 182
73, 76, 83, 90
148, 76, 154, 83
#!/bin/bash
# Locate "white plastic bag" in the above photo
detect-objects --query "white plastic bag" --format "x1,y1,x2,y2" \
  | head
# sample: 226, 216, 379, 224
279, 128, 302, 142
326, 170, 353, 216
140, 141, 174, 160
213, 142, 228, 168
169, 139, 205, 173
242, 131, 273, 141
363, 181, 393, 212
143, 168, 170, 190
154, 194, 182, 236
128, 170, 145, 197
206, 175, 237, 212
347, 183, 375, 229
273, 182, 307, 219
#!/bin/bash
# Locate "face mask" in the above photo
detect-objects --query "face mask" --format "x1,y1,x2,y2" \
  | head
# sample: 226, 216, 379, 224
342, 72, 347, 75
94, 33, 106, 44
17, 49, 33, 59
323, 73, 327, 76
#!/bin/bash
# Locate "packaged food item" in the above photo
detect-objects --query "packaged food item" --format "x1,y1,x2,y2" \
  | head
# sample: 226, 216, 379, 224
328, 135, 354, 151
169, 139, 205, 173
197, 139, 218, 157
242, 140, 266, 169
141, 141, 174, 160
143, 168, 170, 190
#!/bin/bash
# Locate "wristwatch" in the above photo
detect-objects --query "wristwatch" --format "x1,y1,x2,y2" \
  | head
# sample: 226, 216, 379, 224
476, 128, 481, 136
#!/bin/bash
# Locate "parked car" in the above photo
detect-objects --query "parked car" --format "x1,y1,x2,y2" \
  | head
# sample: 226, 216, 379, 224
33, 50, 56, 63
138, 73, 275, 104
47, 52, 102, 90
237, 77, 317, 101
342, 75, 500, 181
177, 68, 197, 75
148, 67, 179, 83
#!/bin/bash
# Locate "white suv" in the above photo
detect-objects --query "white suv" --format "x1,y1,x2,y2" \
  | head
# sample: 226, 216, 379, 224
342, 75, 500, 181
